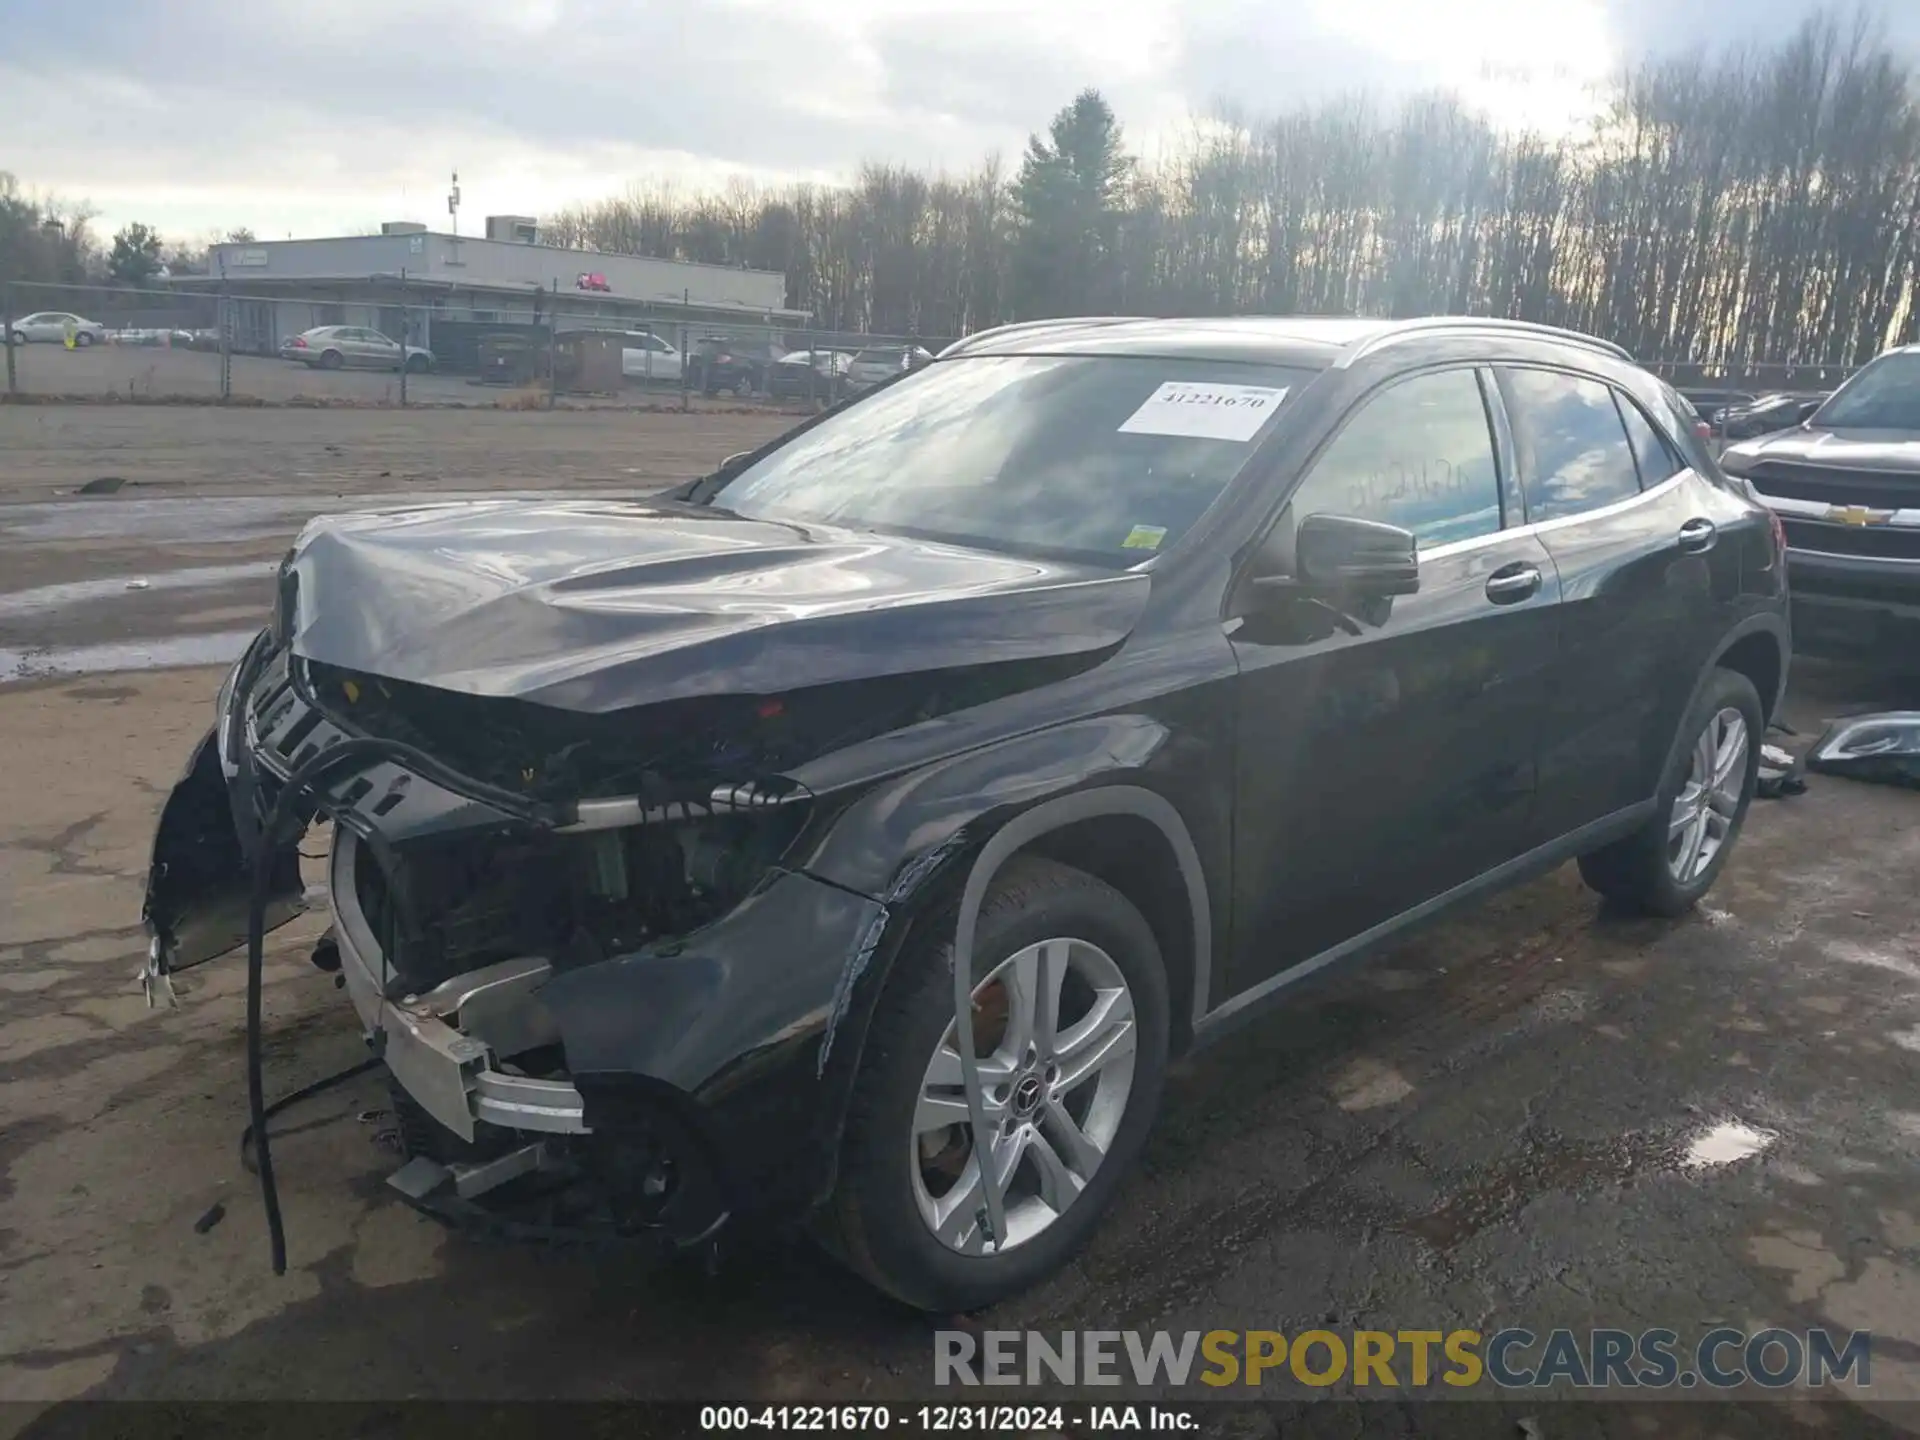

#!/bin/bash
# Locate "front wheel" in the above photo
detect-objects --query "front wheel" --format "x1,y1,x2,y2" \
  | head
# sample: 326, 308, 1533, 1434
827, 856, 1169, 1311
1578, 667, 1763, 916
75, 331, 94, 347
7, 332, 23, 346
404, 354, 430, 374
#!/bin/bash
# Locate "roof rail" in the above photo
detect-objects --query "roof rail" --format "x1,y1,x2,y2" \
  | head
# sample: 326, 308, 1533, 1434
1333, 317, 1632, 368
938, 316, 1151, 358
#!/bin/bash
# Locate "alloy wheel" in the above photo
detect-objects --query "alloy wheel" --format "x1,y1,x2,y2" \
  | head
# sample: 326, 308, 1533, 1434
911, 936, 1137, 1254
1668, 706, 1749, 883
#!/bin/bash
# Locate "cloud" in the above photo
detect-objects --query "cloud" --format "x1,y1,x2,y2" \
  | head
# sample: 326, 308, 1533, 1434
5, 0, 1916, 240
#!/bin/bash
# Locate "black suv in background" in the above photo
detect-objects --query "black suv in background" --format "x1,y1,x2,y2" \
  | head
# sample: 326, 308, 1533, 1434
1720, 344, 1920, 656
688, 337, 773, 396
145, 315, 1786, 1312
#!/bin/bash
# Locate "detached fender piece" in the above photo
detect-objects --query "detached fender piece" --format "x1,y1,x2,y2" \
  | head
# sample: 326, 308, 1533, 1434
142, 724, 306, 990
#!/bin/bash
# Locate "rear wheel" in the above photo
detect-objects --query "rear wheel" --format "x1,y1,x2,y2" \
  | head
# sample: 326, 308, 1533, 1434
827, 856, 1168, 1311
1578, 667, 1762, 916
319, 349, 344, 370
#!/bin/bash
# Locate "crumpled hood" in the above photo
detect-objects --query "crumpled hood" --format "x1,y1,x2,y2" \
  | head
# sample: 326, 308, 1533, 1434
285, 498, 1148, 713
1727, 426, 1920, 473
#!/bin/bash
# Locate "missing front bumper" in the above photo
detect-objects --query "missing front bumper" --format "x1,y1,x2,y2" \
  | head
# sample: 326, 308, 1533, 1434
330, 828, 588, 1145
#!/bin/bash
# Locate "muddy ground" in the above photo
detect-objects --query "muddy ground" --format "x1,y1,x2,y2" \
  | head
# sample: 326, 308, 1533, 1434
1, 405, 1918, 1433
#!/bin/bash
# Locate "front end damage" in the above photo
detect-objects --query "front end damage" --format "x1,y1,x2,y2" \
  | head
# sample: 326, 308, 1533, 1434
144, 633, 887, 1254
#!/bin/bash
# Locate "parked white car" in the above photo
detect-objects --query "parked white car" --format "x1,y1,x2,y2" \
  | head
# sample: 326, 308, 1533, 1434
621, 332, 684, 383
847, 344, 935, 390
9, 312, 108, 346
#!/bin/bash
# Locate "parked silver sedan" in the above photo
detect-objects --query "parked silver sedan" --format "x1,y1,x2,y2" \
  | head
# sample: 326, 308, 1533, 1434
281, 326, 434, 372
8, 312, 108, 346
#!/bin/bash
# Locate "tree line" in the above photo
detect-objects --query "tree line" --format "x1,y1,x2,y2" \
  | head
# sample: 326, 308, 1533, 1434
540, 10, 1917, 367
9, 8, 1915, 366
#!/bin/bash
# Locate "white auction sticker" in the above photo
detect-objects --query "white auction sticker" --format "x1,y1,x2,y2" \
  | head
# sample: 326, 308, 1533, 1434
1117, 382, 1289, 442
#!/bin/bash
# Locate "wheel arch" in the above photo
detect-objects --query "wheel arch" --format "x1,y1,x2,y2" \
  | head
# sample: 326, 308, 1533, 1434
950, 787, 1213, 1048
1658, 612, 1788, 795
801, 777, 1217, 1213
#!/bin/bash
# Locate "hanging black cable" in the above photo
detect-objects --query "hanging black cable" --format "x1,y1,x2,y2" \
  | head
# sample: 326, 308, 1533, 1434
240, 732, 565, 1275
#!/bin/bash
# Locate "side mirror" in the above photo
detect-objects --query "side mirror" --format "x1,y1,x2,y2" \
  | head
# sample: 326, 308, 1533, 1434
1293, 513, 1420, 596
1793, 399, 1822, 425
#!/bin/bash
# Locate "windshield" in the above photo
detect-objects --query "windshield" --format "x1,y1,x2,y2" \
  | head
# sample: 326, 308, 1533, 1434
708, 354, 1310, 562
1812, 351, 1920, 429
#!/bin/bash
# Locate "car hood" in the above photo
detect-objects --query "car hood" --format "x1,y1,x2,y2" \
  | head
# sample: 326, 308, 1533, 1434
1726, 426, 1920, 473
285, 498, 1148, 713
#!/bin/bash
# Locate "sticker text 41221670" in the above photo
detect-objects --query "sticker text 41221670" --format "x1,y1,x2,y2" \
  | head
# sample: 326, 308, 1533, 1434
1118, 382, 1289, 443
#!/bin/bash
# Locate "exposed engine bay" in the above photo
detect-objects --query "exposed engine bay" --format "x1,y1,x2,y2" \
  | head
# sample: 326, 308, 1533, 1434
347, 806, 805, 994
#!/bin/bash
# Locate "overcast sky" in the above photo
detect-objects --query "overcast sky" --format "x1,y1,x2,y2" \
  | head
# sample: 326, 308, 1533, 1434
5, 0, 1912, 243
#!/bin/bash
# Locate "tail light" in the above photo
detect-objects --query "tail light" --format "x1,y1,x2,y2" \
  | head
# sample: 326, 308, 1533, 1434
1693, 419, 1711, 442
290, 336, 307, 348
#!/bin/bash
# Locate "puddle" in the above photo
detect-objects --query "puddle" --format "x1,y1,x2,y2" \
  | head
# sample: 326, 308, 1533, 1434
0, 631, 255, 683
1684, 1120, 1777, 1169
0, 563, 278, 618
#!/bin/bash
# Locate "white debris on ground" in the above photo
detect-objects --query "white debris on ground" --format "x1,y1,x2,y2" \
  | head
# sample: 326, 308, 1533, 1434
1685, 1120, 1778, 1169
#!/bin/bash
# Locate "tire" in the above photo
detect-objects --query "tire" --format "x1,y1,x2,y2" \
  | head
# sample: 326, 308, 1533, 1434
319, 349, 344, 371
7, 332, 23, 347
1577, 667, 1763, 917
405, 354, 430, 374
827, 855, 1169, 1311
75, 331, 94, 347
732, 377, 749, 397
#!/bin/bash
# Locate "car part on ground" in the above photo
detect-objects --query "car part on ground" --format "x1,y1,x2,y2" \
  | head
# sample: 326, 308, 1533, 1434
1756, 741, 1806, 798
140, 314, 1787, 1309
1806, 711, 1920, 789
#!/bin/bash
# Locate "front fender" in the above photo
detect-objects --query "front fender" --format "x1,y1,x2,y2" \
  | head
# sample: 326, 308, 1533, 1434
783, 713, 1221, 1213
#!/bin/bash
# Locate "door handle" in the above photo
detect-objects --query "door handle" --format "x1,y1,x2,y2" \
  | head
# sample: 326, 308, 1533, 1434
1678, 518, 1717, 553
1485, 563, 1542, 604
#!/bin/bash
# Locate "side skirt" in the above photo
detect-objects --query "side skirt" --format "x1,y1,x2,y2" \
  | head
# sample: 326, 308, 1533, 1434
1190, 801, 1656, 1049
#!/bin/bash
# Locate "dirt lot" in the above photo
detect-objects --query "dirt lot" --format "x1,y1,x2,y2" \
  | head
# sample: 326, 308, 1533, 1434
1, 405, 1918, 1432
6, 341, 822, 412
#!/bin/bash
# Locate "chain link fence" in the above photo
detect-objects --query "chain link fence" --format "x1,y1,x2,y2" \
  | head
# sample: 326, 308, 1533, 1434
2, 279, 950, 411
5, 280, 1866, 416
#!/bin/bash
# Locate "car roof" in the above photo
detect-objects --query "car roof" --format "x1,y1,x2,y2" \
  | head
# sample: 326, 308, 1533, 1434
939, 314, 1628, 368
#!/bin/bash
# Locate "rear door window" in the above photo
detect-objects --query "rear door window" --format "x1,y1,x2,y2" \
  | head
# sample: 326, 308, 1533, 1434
1287, 366, 1504, 549
1501, 368, 1643, 522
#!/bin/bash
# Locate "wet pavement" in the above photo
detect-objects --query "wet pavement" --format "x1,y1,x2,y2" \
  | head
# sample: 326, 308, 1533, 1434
1, 409, 1918, 1432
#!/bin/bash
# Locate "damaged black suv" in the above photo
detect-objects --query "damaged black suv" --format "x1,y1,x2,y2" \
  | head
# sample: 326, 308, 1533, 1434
145, 316, 1789, 1311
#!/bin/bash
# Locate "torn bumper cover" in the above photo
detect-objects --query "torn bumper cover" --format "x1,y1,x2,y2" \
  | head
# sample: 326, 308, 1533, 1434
143, 633, 888, 1247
